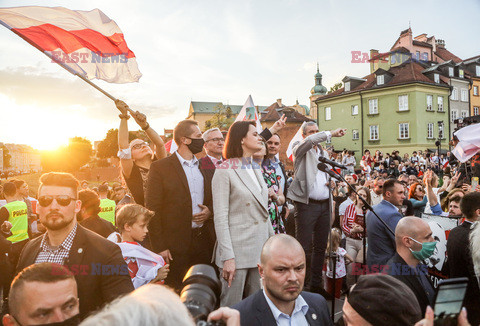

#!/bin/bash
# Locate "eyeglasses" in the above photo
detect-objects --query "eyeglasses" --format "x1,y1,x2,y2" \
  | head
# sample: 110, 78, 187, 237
206, 137, 225, 143
131, 142, 149, 150
38, 195, 76, 207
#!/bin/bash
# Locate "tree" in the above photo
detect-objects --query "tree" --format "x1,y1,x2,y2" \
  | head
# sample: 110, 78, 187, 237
328, 82, 343, 94
41, 137, 92, 172
203, 103, 235, 130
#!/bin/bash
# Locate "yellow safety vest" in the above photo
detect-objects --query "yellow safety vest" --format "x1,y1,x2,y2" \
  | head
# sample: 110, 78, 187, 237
99, 198, 116, 225
5, 200, 29, 243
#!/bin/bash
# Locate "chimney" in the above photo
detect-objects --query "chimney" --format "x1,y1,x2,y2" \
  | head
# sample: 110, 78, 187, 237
276, 98, 283, 107
436, 39, 445, 48
370, 49, 379, 73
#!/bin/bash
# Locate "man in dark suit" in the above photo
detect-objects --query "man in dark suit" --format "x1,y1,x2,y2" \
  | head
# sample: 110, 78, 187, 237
77, 189, 116, 238
386, 216, 435, 314
200, 128, 225, 173
233, 234, 332, 326
366, 179, 404, 268
447, 192, 480, 326
15, 172, 134, 319
146, 120, 216, 291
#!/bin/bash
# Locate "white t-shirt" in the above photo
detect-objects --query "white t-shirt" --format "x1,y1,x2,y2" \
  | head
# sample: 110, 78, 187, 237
326, 247, 347, 279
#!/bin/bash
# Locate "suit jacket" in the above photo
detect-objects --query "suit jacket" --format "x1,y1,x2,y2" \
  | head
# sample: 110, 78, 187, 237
16, 225, 134, 318
145, 153, 215, 255
287, 131, 330, 204
213, 159, 274, 269
366, 200, 402, 267
386, 253, 432, 314
233, 290, 332, 326
446, 221, 480, 325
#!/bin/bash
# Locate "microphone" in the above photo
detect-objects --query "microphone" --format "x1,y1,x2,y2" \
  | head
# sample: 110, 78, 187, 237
318, 156, 348, 170
317, 163, 341, 181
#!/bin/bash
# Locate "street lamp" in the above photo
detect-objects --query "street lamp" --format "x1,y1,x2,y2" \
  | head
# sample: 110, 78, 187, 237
436, 121, 444, 156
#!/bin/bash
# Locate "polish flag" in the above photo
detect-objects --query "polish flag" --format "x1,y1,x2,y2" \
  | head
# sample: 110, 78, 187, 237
164, 139, 178, 154
235, 95, 263, 133
452, 123, 480, 163
0, 6, 141, 83
286, 122, 306, 161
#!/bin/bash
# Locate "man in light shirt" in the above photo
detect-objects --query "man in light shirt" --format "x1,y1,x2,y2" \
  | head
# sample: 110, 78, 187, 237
233, 234, 332, 326
370, 177, 384, 206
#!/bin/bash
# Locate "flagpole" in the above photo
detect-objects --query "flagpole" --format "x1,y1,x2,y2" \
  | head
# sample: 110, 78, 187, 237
5, 26, 118, 102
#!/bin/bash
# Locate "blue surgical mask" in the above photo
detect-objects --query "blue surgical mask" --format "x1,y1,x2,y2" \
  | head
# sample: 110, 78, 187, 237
409, 237, 436, 261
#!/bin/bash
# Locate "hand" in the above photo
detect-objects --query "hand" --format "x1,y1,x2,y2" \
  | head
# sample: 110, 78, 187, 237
423, 170, 433, 187
222, 259, 236, 287
268, 188, 278, 200
207, 307, 241, 326
331, 128, 347, 137
462, 183, 471, 192
414, 306, 470, 326
115, 99, 129, 115
159, 249, 173, 264
270, 114, 287, 134
1, 221, 12, 233
476, 184, 480, 192
128, 109, 148, 129
156, 264, 170, 281
451, 171, 461, 186
192, 204, 211, 224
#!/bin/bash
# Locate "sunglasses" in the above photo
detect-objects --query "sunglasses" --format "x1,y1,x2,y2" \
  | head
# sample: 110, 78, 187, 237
38, 195, 76, 207
131, 142, 149, 150
206, 137, 225, 143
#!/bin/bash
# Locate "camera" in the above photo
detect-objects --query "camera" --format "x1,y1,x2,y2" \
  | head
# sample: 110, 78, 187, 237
180, 264, 225, 326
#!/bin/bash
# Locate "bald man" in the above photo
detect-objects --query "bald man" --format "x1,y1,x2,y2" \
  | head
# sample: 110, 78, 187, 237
385, 216, 436, 314
233, 234, 332, 326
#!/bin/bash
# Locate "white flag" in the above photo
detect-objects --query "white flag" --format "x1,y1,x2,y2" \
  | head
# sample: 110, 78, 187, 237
452, 123, 480, 163
286, 122, 306, 161
235, 95, 263, 133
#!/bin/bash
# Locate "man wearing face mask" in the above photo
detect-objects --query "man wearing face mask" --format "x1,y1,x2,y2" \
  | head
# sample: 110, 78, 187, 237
386, 216, 436, 314
3, 263, 80, 326
146, 120, 215, 290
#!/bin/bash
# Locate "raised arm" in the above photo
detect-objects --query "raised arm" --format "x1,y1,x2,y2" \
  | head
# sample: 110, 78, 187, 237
116, 100, 134, 178
127, 108, 166, 160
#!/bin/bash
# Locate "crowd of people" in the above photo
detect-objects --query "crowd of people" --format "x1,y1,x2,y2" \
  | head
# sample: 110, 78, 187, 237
0, 99, 480, 325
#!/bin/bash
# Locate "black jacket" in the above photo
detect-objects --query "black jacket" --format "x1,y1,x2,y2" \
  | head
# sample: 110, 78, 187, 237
16, 224, 134, 318
80, 215, 116, 238
233, 290, 332, 326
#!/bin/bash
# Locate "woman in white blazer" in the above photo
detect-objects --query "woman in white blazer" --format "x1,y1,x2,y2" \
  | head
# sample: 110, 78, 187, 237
213, 121, 274, 307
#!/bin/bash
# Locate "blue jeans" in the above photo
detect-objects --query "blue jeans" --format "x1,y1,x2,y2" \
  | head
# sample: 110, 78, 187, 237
294, 200, 331, 289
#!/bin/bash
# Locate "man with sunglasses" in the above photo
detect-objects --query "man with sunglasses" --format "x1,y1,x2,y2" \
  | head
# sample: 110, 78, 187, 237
16, 172, 134, 319
370, 177, 384, 206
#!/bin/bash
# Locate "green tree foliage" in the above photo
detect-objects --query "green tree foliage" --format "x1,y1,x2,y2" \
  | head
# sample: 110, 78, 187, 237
41, 137, 93, 172
327, 82, 343, 94
96, 128, 148, 158
203, 104, 234, 130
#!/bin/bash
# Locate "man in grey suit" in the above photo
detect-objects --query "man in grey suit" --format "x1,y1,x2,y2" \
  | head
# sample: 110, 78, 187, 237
287, 122, 346, 293
366, 179, 405, 268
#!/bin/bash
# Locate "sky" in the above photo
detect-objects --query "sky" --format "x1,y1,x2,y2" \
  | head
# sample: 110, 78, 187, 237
0, 0, 479, 150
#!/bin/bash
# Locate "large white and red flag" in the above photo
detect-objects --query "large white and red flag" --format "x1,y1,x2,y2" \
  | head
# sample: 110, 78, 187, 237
452, 123, 480, 163
0, 6, 141, 83
286, 122, 306, 161
235, 95, 263, 133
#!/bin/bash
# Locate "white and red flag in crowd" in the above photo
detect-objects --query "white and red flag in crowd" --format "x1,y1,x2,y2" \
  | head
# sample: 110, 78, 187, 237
452, 123, 480, 163
235, 95, 263, 133
164, 139, 178, 154
0, 6, 142, 83
286, 122, 306, 161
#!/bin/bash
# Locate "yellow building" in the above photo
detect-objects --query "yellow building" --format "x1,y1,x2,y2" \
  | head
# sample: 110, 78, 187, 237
463, 56, 480, 116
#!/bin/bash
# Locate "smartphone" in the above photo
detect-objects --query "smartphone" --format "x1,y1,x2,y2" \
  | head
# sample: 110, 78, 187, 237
472, 177, 479, 192
433, 277, 468, 325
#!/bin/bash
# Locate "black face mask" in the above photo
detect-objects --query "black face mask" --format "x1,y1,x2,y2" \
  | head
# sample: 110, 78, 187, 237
15, 313, 81, 326
186, 138, 204, 154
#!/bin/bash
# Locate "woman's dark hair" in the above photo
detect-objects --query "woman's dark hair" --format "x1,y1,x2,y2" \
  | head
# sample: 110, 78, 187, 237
223, 121, 256, 159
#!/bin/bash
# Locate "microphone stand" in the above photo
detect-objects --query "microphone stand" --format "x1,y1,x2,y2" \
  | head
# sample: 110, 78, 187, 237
317, 164, 395, 277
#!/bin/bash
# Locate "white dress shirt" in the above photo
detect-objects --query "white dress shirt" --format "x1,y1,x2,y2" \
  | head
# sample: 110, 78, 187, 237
175, 151, 204, 228
309, 148, 330, 201
263, 290, 309, 326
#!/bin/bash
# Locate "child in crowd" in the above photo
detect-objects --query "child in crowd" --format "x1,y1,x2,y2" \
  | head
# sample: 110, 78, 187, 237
115, 204, 169, 288
325, 228, 352, 298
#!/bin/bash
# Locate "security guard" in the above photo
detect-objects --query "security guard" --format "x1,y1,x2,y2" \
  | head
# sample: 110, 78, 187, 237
97, 184, 116, 225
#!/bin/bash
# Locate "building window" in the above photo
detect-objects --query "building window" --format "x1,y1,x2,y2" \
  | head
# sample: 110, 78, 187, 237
451, 110, 458, 121
474, 86, 479, 96
438, 96, 444, 111
448, 67, 454, 77
416, 51, 420, 60
377, 75, 384, 85
351, 105, 358, 115
427, 123, 434, 139
477, 65, 480, 77
422, 52, 428, 61
461, 110, 468, 118
438, 122, 444, 139
352, 129, 359, 140
474, 107, 479, 116
398, 95, 408, 111
434, 73, 440, 83
426, 95, 433, 111
459, 69, 464, 78
452, 87, 458, 101
369, 125, 379, 140
399, 123, 409, 139
325, 107, 331, 120
344, 82, 350, 92
369, 99, 378, 114
461, 89, 468, 102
